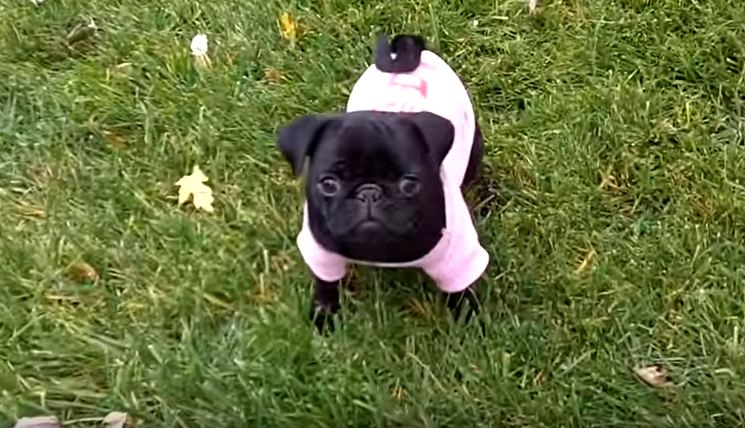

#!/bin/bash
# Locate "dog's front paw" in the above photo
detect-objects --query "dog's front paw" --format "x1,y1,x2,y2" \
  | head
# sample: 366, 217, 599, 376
445, 285, 481, 325
310, 276, 341, 334
309, 302, 339, 334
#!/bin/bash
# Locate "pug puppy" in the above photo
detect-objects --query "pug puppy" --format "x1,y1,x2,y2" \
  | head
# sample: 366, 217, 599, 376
278, 34, 489, 332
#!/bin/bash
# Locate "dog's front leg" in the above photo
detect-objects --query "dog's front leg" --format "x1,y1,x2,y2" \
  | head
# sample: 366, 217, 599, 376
310, 274, 341, 333
445, 283, 481, 324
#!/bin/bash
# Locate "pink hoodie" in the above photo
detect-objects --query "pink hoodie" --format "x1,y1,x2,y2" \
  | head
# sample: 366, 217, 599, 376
296, 51, 489, 293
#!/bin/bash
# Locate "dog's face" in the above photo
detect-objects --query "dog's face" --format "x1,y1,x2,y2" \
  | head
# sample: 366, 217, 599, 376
278, 111, 454, 262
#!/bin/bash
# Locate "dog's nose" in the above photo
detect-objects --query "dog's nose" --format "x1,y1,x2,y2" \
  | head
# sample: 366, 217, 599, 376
356, 184, 382, 203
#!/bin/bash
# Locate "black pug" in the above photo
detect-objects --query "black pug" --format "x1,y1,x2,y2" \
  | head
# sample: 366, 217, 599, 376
278, 34, 489, 332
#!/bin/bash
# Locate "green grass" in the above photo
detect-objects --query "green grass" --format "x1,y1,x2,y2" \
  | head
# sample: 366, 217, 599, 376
1, 0, 745, 426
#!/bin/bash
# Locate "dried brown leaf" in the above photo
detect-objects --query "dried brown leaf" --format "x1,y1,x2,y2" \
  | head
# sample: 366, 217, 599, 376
533, 369, 548, 385
14, 200, 46, 220
249, 278, 277, 304
103, 411, 132, 428
14, 416, 60, 428
634, 364, 674, 388
407, 298, 433, 319
103, 130, 128, 150
66, 261, 99, 283
263, 68, 285, 83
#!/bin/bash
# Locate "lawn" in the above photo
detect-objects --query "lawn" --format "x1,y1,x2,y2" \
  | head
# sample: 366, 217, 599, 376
2, 0, 745, 426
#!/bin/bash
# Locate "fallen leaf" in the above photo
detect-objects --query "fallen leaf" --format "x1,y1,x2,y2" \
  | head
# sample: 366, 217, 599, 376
279, 11, 298, 45
249, 278, 276, 304
391, 385, 407, 400
533, 369, 548, 385
14, 200, 46, 220
109, 62, 132, 79
598, 165, 619, 190
103, 411, 132, 428
406, 298, 433, 320
528, 0, 540, 15
66, 19, 98, 45
203, 293, 235, 310
14, 416, 60, 428
175, 165, 214, 212
66, 260, 99, 283
263, 68, 285, 83
190, 33, 211, 69
574, 249, 596, 275
103, 130, 128, 150
190, 33, 208, 56
634, 364, 674, 388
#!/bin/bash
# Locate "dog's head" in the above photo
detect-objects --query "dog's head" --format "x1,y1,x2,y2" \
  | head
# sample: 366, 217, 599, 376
278, 111, 454, 262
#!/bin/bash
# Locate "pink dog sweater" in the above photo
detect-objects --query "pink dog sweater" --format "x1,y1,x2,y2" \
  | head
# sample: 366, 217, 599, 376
296, 50, 489, 293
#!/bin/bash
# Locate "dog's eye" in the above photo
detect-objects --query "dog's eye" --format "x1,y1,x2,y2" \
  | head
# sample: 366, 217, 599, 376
399, 176, 421, 196
317, 177, 341, 196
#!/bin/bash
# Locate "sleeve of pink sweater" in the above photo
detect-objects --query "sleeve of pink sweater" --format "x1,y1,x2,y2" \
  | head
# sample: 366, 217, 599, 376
417, 179, 490, 293
296, 207, 347, 282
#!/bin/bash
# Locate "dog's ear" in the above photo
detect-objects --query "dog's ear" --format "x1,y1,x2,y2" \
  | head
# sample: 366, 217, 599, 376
277, 115, 334, 177
407, 112, 454, 165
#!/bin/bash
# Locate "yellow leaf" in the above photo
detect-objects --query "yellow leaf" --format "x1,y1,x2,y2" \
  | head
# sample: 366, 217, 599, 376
279, 11, 298, 44
634, 364, 674, 388
103, 411, 132, 428
175, 165, 214, 212
574, 248, 596, 275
